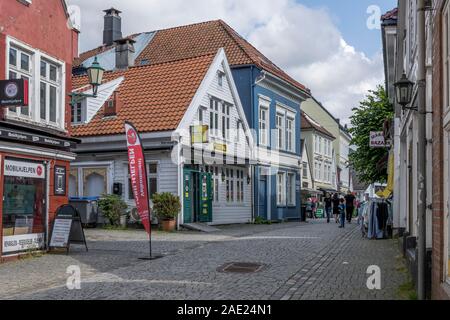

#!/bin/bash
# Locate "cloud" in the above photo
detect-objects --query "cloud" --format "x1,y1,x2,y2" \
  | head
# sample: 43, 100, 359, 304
67, 0, 384, 123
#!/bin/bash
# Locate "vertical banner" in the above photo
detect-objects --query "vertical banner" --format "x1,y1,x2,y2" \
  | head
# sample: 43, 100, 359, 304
125, 122, 151, 235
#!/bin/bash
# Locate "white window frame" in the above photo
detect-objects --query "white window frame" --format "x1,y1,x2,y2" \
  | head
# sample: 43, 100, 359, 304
277, 171, 286, 207
287, 172, 296, 207
286, 116, 295, 153
259, 98, 270, 147
276, 112, 285, 151
125, 161, 159, 203
5, 36, 66, 131
444, 4, 450, 110
7, 45, 32, 118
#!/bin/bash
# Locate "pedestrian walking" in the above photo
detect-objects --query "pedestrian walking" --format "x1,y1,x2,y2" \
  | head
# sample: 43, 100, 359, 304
344, 191, 356, 224
305, 198, 313, 219
324, 193, 332, 223
311, 198, 317, 219
338, 198, 346, 228
332, 193, 340, 223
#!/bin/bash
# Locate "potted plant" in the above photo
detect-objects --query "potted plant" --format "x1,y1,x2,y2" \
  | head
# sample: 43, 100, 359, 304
151, 192, 181, 232
98, 194, 128, 227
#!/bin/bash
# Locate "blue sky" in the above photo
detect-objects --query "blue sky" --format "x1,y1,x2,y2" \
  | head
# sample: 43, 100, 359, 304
298, 0, 397, 57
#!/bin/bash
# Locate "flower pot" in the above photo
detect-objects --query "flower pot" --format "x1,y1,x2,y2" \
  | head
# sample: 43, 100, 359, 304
161, 219, 176, 232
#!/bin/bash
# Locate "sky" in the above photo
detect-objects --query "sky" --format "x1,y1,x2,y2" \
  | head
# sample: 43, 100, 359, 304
66, 0, 397, 124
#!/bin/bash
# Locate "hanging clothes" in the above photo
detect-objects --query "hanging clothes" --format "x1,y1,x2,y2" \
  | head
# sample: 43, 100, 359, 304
364, 199, 391, 240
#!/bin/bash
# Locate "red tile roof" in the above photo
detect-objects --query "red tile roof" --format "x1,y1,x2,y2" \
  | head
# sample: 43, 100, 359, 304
74, 20, 310, 94
71, 54, 215, 137
381, 8, 398, 21
301, 112, 335, 140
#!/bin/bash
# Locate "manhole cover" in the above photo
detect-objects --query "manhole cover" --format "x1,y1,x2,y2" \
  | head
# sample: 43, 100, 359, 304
217, 262, 266, 274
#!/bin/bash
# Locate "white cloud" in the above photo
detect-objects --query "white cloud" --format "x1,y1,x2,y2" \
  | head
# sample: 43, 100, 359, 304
67, 0, 384, 123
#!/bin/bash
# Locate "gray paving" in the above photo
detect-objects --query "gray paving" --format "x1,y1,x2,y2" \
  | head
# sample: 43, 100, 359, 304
0, 220, 407, 300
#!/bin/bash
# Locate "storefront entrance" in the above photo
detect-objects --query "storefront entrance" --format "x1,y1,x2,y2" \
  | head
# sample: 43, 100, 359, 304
2, 158, 47, 256
183, 168, 212, 224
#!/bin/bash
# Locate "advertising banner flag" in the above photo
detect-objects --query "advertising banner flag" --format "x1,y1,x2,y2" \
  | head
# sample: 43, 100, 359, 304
125, 122, 151, 235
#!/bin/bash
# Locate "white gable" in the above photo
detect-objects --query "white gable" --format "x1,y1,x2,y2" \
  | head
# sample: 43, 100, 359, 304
176, 49, 254, 161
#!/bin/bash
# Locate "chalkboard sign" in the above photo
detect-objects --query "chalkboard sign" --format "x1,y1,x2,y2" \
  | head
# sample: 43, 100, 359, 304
49, 205, 88, 254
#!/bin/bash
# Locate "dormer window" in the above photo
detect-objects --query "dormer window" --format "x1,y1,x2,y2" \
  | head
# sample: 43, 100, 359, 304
71, 101, 85, 124
104, 91, 120, 117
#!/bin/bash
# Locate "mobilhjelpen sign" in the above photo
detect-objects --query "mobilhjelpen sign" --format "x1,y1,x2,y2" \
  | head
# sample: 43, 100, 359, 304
0, 79, 29, 107
4, 159, 45, 179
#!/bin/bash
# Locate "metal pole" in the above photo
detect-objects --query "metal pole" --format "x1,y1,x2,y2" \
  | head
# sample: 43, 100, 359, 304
416, 0, 427, 300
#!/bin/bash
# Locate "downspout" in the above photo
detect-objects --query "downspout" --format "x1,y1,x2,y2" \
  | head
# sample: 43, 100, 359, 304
416, 0, 427, 300
250, 66, 255, 222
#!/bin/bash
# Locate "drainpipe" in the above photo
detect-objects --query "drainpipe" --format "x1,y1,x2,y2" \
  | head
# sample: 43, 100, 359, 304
416, 0, 427, 301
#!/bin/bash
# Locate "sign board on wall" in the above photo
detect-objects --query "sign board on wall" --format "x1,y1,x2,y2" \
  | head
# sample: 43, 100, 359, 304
0, 79, 28, 107
2, 233, 45, 254
0, 127, 75, 150
4, 159, 45, 179
54, 166, 67, 195
369, 132, 387, 148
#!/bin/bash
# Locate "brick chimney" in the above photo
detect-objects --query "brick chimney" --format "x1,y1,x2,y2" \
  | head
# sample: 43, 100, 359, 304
103, 8, 122, 46
115, 37, 136, 69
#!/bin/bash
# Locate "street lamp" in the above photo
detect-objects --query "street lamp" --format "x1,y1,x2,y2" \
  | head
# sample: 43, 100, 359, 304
70, 57, 105, 106
394, 73, 415, 111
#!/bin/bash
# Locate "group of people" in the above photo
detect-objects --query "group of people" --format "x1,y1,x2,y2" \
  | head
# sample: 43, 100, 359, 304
306, 191, 357, 229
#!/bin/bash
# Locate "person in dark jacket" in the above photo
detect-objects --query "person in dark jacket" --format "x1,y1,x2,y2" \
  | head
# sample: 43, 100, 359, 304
324, 193, 332, 223
338, 198, 346, 228
344, 191, 356, 223
332, 193, 340, 223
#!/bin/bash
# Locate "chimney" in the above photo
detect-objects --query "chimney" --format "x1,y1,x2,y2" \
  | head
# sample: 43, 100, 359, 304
103, 8, 122, 46
115, 38, 136, 69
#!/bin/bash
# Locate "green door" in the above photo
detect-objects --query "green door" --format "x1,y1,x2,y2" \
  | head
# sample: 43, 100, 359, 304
198, 172, 213, 223
183, 170, 193, 224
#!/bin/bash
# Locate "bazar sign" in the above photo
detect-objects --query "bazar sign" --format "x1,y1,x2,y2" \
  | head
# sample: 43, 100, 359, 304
4, 159, 45, 179
2, 233, 45, 254
369, 131, 387, 148
0, 127, 75, 149
0, 79, 28, 107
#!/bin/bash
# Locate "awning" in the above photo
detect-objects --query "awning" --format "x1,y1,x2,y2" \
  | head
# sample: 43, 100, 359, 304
376, 150, 394, 198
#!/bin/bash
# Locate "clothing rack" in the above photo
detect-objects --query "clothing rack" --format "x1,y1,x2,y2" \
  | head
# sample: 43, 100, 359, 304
360, 198, 392, 240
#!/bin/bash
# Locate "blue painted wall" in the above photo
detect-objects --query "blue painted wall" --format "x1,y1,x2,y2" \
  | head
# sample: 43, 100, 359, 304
231, 66, 303, 221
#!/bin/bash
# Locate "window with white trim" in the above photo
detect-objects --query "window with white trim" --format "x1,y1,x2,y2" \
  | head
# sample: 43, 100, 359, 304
8, 46, 31, 117
277, 172, 286, 206
276, 112, 285, 150
7, 40, 64, 129
302, 162, 308, 179
286, 117, 295, 152
444, 4, 450, 110
209, 98, 220, 135
127, 163, 158, 201
259, 102, 269, 146
222, 103, 231, 140
287, 173, 296, 206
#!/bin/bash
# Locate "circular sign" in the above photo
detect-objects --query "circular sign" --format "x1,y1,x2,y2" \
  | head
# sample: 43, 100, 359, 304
127, 129, 137, 145
4, 82, 18, 98
37, 166, 43, 177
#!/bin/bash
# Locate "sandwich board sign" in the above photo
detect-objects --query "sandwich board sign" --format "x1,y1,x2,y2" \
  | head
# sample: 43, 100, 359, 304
49, 205, 88, 254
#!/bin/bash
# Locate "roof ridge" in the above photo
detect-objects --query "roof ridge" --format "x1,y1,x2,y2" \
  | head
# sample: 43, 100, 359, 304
216, 20, 254, 65
72, 52, 216, 84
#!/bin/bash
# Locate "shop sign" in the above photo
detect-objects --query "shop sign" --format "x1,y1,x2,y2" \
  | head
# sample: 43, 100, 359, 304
49, 219, 72, 248
4, 159, 45, 179
0, 127, 75, 149
2, 233, 45, 254
214, 142, 228, 153
0, 79, 28, 107
369, 132, 386, 148
190, 125, 209, 144
54, 166, 67, 195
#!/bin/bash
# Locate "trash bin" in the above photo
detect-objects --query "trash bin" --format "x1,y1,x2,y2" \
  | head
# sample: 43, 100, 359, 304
69, 197, 99, 227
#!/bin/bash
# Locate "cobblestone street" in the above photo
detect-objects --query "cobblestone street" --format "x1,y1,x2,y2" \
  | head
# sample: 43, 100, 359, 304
0, 220, 407, 300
